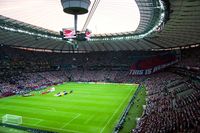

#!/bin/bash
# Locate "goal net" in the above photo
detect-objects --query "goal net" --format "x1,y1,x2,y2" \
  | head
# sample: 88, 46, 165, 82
2, 114, 22, 125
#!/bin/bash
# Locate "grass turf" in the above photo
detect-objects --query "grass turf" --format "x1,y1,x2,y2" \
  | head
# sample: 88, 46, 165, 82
0, 82, 138, 133
119, 86, 146, 133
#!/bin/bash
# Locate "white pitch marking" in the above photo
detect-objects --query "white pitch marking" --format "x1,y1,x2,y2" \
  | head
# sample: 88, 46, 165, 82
48, 107, 56, 112
23, 116, 44, 125
23, 116, 43, 121
84, 115, 94, 124
34, 119, 43, 125
100, 89, 133, 133
25, 122, 83, 133
61, 114, 81, 129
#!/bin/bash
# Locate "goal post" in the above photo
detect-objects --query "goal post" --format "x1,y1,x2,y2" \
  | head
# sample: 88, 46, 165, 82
2, 114, 22, 125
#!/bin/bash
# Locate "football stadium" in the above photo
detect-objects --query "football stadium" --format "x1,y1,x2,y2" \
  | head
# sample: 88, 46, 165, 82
0, 0, 200, 133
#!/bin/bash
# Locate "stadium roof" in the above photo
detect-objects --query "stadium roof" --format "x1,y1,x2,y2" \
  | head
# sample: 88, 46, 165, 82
0, 0, 200, 52
0, 0, 140, 34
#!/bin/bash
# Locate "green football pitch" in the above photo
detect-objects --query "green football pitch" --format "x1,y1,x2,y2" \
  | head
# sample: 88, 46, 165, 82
0, 82, 139, 133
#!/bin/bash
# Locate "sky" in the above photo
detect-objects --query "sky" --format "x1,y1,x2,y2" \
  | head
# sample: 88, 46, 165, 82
0, 0, 140, 34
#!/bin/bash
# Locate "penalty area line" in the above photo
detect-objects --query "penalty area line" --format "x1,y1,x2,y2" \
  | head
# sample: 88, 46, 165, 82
48, 107, 56, 112
84, 115, 94, 124
24, 122, 83, 133
34, 119, 43, 125
61, 114, 81, 129
23, 116, 44, 126
23, 116, 43, 121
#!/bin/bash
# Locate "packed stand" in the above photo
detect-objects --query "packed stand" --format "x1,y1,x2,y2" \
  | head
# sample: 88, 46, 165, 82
133, 72, 200, 133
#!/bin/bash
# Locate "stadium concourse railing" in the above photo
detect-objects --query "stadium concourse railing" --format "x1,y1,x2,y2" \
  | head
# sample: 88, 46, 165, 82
113, 84, 144, 133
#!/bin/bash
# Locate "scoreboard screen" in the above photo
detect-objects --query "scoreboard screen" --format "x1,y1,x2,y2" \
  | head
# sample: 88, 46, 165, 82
60, 28, 91, 41
62, 28, 76, 39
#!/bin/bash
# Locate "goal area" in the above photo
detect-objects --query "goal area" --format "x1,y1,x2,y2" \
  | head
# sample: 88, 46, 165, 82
2, 114, 22, 125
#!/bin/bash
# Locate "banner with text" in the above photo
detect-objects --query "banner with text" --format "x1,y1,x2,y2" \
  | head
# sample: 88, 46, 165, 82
129, 53, 178, 75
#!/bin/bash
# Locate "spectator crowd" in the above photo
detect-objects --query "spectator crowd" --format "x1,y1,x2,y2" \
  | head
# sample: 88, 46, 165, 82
0, 45, 200, 132
133, 72, 200, 133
